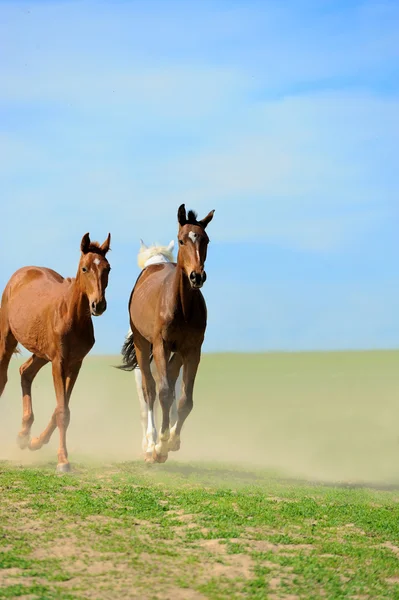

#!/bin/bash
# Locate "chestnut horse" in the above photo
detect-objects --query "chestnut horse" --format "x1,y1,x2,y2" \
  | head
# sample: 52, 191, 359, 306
121, 238, 182, 454
0, 233, 111, 472
119, 204, 214, 463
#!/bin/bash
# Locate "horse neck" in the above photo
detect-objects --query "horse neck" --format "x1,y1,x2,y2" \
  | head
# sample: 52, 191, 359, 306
173, 263, 195, 322
69, 275, 91, 326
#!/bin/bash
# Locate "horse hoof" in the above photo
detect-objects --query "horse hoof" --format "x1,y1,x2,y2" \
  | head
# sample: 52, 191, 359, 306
144, 452, 155, 464
152, 448, 168, 464
56, 462, 71, 474
168, 437, 181, 452
17, 435, 30, 450
28, 437, 42, 451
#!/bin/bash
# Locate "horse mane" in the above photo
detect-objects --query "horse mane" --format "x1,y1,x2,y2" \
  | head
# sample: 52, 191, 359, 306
85, 242, 108, 257
137, 244, 175, 270
186, 210, 198, 224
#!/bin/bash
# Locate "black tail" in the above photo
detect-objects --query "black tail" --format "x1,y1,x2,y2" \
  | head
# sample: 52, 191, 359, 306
117, 331, 139, 371
117, 330, 153, 371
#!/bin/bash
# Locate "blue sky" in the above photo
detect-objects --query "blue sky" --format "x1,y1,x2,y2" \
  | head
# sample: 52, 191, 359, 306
1, 0, 398, 353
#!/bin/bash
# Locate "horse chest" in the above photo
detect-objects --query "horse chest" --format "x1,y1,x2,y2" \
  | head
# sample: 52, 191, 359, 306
163, 313, 206, 345
60, 322, 95, 359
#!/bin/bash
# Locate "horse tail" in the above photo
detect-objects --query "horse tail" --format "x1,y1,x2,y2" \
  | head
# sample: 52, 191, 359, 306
117, 329, 139, 371
117, 329, 153, 371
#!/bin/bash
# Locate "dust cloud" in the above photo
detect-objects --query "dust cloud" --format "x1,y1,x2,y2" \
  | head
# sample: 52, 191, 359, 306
1, 351, 399, 486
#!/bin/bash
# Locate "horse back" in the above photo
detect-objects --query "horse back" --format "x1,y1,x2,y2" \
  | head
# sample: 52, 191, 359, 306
129, 263, 175, 334
2, 267, 74, 356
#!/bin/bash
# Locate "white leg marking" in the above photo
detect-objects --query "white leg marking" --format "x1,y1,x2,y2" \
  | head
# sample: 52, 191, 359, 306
147, 408, 157, 453
134, 368, 148, 453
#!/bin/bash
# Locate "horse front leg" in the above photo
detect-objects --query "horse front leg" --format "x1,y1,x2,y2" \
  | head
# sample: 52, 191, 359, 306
29, 361, 81, 467
168, 350, 200, 454
167, 353, 183, 450
42, 358, 70, 472
152, 342, 172, 463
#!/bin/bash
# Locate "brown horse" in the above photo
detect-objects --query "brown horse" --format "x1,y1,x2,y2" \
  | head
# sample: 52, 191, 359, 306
119, 204, 214, 463
0, 233, 111, 472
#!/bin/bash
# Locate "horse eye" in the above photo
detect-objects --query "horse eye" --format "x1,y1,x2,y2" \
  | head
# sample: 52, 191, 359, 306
82, 267, 88, 273
179, 239, 184, 245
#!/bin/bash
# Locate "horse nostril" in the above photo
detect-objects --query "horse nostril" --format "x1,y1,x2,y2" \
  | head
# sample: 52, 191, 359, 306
91, 302, 96, 310
190, 271, 196, 282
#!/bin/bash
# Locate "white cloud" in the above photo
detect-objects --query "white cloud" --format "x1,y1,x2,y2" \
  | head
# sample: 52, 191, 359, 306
143, 90, 398, 250
1, 89, 397, 256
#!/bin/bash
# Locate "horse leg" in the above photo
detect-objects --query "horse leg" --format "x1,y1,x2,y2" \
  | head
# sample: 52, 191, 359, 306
167, 353, 183, 450
17, 355, 48, 449
134, 368, 149, 454
151, 360, 160, 443
65, 361, 82, 405
52, 358, 73, 472
0, 327, 18, 397
29, 361, 81, 460
168, 351, 200, 453
152, 341, 172, 463
135, 340, 157, 462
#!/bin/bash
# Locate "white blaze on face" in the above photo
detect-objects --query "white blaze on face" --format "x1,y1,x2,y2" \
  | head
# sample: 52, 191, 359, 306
188, 231, 201, 262
93, 258, 101, 266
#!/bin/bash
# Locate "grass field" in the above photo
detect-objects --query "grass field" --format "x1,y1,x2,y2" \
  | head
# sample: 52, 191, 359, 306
1, 351, 399, 598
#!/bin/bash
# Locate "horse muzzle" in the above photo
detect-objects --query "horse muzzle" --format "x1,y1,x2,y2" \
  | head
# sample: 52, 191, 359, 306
189, 271, 207, 289
91, 299, 107, 316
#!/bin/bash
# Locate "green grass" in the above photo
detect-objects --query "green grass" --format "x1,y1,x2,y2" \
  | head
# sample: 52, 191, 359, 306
1, 461, 399, 599
1, 351, 399, 598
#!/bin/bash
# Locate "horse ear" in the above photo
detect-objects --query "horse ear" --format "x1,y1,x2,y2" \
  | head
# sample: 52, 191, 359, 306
81, 233, 91, 254
178, 204, 187, 226
199, 209, 215, 229
167, 240, 175, 252
140, 239, 148, 250
100, 233, 111, 255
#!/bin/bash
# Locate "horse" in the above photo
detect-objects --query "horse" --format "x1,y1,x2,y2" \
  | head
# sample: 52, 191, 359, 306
0, 233, 111, 472
120, 238, 183, 455
119, 204, 214, 463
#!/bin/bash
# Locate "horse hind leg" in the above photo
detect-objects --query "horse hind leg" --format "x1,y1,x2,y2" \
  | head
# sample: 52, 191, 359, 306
134, 367, 152, 454
134, 340, 157, 463
0, 326, 18, 397
17, 355, 48, 449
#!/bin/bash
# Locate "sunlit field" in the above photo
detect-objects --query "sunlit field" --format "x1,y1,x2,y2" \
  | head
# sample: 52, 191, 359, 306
1, 351, 399, 598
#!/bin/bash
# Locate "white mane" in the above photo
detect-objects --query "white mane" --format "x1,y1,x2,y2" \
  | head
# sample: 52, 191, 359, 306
137, 239, 175, 270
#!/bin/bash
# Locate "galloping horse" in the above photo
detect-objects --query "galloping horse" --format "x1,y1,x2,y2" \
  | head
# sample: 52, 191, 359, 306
120, 239, 182, 454
120, 204, 214, 463
0, 233, 111, 472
